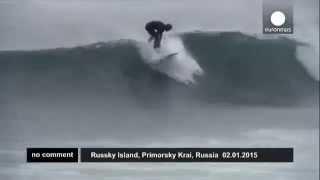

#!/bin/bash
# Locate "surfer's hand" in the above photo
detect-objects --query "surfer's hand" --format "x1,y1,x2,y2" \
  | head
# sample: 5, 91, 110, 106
148, 36, 154, 42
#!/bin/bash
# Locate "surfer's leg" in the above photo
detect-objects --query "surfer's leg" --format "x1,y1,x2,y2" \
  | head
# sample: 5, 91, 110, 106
158, 33, 163, 47
153, 33, 162, 48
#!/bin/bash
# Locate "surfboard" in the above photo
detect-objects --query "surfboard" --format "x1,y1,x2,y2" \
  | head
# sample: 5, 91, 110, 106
157, 52, 178, 62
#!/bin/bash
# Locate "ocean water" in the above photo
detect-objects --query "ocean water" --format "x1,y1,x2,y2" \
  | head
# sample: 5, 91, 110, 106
0, 32, 318, 180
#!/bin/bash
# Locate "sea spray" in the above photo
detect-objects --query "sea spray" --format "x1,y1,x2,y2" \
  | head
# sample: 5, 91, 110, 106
137, 35, 204, 85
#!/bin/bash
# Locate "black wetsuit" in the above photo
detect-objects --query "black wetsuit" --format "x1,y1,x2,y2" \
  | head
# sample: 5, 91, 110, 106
145, 21, 167, 48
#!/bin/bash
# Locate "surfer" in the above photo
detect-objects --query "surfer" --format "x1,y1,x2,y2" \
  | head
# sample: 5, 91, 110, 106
145, 21, 172, 49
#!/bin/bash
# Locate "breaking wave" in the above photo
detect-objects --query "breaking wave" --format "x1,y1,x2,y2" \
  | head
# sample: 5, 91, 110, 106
0, 31, 317, 105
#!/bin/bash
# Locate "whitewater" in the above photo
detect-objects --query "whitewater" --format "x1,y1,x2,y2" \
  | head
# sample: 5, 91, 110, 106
137, 35, 204, 85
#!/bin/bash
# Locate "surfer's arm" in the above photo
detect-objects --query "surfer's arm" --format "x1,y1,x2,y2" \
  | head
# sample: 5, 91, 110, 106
148, 36, 154, 42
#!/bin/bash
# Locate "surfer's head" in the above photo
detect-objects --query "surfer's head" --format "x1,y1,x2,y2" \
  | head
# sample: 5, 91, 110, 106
165, 24, 172, 31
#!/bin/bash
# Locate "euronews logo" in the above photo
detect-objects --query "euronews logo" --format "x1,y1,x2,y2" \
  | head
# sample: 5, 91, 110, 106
263, 1, 293, 34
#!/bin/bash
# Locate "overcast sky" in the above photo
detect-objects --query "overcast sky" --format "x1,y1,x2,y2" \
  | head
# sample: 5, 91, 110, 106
0, 0, 318, 50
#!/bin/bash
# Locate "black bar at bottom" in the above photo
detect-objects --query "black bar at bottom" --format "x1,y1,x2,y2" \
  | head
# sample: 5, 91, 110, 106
27, 148, 78, 162
81, 148, 293, 162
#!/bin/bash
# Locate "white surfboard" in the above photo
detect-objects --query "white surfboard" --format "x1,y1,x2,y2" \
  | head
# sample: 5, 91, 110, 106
157, 52, 178, 63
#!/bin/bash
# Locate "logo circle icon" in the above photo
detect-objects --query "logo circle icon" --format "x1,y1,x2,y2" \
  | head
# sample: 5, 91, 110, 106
270, 11, 286, 26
